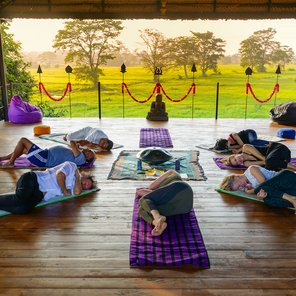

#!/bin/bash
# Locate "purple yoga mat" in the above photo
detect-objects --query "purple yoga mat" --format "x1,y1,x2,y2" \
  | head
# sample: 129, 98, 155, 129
130, 194, 210, 268
214, 157, 296, 170
139, 128, 173, 148
213, 157, 246, 170
0, 157, 95, 169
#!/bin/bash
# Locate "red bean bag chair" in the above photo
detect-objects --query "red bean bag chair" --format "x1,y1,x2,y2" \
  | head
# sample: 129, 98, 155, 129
8, 95, 42, 124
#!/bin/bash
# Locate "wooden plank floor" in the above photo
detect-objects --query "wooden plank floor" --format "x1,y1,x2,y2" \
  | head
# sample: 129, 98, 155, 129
0, 118, 295, 296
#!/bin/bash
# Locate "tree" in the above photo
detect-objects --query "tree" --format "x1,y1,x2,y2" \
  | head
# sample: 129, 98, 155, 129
239, 28, 293, 72
167, 36, 195, 79
38, 51, 58, 68
53, 19, 123, 88
2, 21, 35, 101
190, 31, 225, 76
270, 45, 294, 70
136, 29, 170, 81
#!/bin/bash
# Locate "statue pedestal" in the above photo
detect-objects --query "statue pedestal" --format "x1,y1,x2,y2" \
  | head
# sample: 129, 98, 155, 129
146, 94, 169, 121
146, 111, 168, 121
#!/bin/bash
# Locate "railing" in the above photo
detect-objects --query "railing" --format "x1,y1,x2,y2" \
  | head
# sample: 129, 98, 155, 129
1, 79, 285, 120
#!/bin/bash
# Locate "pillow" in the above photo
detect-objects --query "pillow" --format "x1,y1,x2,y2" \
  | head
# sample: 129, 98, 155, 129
277, 128, 296, 139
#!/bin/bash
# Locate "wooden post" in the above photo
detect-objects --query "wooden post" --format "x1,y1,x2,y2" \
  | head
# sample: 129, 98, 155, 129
215, 82, 219, 120
0, 23, 8, 121
98, 81, 101, 119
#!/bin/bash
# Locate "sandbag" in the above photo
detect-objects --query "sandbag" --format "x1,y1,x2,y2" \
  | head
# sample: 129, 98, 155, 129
8, 95, 42, 124
270, 102, 296, 126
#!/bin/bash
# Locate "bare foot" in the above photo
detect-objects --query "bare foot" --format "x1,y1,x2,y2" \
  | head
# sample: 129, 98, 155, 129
152, 216, 167, 236
152, 221, 167, 236
0, 161, 15, 168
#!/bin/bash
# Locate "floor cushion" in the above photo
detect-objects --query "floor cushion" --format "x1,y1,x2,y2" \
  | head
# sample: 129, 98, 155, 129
34, 125, 51, 136
8, 95, 42, 124
277, 128, 296, 139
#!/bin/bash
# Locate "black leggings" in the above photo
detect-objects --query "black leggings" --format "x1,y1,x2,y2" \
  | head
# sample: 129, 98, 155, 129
0, 172, 44, 214
255, 170, 296, 208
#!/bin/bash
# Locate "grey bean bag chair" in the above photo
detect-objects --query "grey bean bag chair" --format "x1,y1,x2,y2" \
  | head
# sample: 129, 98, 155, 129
270, 102, 296, 126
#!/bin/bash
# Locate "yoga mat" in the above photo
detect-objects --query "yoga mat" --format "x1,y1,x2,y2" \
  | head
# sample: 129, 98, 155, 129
39, 133, 123, 151
195, 144, 231, 154
108, 150, 207, 181
0, 188, 100, 217
196, 135, 283, 154
213, 157, 247, 170
0, 156, 95, 169
140, 128, 173, 148
213, 157, 296, 170
257, 135, 286, 142
130, 194, 210, 267
216, 188, 295, 210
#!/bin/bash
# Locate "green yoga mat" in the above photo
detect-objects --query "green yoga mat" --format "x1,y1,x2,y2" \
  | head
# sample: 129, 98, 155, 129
0, 188, 100, 217
216, 188, 295, 211
108, 150, 207, 181
39, 133, 123, 151
195, 144, 231, 154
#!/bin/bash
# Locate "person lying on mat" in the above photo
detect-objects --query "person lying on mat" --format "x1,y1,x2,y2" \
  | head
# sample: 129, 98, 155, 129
222, 142, 296, 172
219, 165, 296, 211
0, 137, 95, 168
0, 161, 96, 214
136, 170, 193, 236
64, 126, 113, 151
213, 129, 267, 154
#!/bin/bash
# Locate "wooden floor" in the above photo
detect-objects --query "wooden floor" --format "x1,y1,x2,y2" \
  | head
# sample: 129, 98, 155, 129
0, 118, 295, 296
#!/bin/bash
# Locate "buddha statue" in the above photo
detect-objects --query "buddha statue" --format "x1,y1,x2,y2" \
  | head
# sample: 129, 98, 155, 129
146, 93, 168, 121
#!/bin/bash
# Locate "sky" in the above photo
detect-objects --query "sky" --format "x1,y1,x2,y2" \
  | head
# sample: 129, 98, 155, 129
8, 18, 296, 55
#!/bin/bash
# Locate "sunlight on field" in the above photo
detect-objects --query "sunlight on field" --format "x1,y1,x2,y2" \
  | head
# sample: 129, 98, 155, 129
29, 64, 296, 118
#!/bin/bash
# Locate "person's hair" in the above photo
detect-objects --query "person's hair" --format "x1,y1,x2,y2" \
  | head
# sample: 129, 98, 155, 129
212, 138, 228, 150
106, 139, 113, 150
219, 174, 237, 191
82, 150, 96, 164
81, 172, 97, 189
221, 155, 236, 166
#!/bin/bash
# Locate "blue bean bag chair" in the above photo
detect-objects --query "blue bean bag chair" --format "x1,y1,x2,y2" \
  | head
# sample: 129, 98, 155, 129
8, 95, 42, 124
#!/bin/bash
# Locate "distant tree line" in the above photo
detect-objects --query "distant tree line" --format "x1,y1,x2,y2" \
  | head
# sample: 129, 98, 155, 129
3, 19, 296, 93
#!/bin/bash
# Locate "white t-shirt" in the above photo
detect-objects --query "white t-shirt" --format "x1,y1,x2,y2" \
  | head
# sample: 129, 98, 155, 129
34, 161, 77, 201
66, 127, 108, 144
245, 166, 278, 188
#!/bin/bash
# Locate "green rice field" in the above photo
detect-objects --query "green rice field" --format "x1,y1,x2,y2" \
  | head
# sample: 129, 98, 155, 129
28, 64, 296, 118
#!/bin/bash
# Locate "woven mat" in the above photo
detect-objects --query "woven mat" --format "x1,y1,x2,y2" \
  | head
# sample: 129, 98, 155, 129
107, 150, 207, 181
130, 194, 210, 267
140, 128, 173, 148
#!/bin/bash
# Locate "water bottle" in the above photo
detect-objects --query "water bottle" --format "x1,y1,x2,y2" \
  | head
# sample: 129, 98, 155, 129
137, 159, 142, 170
175, 159, 180, 171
